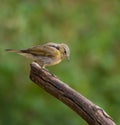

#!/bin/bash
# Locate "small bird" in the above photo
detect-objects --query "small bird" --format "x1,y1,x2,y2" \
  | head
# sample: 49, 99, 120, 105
6, 43, 70, 68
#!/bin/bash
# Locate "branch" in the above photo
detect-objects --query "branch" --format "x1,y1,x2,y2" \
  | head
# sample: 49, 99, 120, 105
30, 62, 116, 125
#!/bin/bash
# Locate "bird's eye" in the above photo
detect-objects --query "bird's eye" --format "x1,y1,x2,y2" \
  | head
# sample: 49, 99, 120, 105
64, 49, 67, 54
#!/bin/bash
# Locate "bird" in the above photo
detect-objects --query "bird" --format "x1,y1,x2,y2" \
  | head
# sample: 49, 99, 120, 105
5, 42, 70, 68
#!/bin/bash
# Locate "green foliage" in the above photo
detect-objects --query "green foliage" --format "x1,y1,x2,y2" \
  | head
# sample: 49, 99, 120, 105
0, 0, 120, 124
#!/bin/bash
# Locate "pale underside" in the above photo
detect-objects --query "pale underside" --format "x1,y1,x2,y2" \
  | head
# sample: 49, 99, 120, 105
18, 44, 62, 67
19, 52, 62, 67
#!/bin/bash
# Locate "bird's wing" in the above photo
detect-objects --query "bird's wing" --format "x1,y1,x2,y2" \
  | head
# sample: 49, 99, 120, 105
22, 44, 60, 58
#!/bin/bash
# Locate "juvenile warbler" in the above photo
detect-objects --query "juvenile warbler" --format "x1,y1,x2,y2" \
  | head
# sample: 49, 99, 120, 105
6, 43, 70, 68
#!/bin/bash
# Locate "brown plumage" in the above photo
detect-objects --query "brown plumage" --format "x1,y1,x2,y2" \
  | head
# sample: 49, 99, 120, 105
6, 43, 70, 68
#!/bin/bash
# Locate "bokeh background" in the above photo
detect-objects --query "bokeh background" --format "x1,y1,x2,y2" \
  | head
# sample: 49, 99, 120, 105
0, 0, 120, 125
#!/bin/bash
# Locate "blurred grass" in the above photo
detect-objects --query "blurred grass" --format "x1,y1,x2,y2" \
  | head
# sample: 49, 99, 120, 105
0, 0, 120, 125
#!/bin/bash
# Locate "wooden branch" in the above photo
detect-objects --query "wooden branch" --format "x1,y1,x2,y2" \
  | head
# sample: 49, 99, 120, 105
30, 62, 116, 125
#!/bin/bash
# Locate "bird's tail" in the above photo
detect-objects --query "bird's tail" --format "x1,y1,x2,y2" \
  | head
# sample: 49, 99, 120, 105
5, 49, 21, 53
5, 49, 33, 59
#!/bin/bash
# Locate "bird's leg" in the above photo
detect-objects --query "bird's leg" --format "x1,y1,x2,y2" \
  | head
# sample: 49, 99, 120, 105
33, 61, 57, 77
42, 67, 57, 77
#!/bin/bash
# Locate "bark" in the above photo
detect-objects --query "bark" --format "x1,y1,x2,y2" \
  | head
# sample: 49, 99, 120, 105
30, 62, 116, 125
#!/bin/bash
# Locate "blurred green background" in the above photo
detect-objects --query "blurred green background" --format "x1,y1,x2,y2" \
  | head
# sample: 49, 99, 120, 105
0, 0, 120, 125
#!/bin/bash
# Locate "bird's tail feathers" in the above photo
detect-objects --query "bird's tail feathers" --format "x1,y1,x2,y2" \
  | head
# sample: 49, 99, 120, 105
5, 49, 21, 53
5, 49, 33, 59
